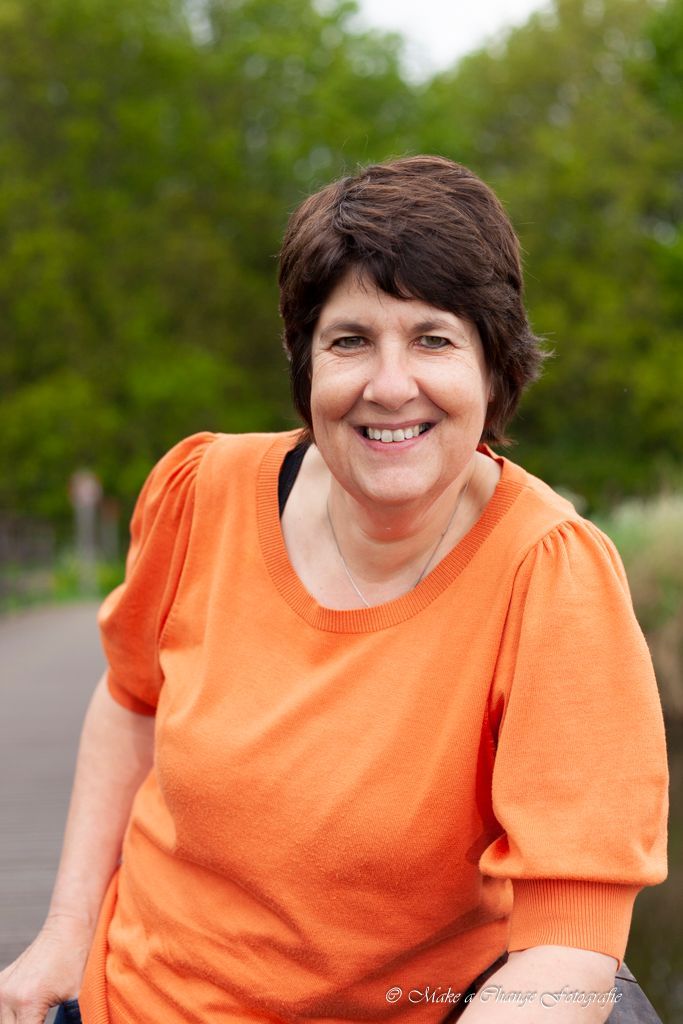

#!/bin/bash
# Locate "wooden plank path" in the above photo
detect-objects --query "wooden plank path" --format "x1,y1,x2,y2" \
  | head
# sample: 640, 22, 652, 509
0, 602, 104, 968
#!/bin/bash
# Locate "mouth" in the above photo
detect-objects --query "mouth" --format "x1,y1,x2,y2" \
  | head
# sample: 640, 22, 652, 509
357, 422, 434, 443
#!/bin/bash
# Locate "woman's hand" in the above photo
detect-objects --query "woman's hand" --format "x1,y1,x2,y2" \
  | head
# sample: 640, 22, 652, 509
0, 914, 90, 1024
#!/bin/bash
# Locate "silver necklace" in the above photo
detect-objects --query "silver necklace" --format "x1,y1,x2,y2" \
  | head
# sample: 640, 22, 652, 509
326, 470, 473, 608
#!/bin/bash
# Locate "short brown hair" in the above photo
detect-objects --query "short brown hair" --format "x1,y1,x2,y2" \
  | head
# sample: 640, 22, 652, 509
278, 155, 544, 444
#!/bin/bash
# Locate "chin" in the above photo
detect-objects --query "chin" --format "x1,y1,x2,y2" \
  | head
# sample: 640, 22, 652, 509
353, 475, 434, 508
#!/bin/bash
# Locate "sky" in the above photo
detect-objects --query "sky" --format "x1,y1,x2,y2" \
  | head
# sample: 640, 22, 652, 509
352, 0, 549, 77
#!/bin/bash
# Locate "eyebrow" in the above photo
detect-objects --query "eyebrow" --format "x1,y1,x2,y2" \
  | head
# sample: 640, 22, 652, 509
318, 316, 463, 341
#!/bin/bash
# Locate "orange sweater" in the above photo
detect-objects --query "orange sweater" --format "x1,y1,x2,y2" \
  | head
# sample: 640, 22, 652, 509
80, 430, 668, 1024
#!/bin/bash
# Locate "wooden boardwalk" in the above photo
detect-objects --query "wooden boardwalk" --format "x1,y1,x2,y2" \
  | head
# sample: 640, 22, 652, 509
0, 602, 104, 968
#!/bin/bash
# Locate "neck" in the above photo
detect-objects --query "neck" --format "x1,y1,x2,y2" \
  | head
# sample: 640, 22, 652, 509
324, 456, 479, 587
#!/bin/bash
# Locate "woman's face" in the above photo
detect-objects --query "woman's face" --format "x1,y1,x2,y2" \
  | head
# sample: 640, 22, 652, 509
310, 269, 492, 510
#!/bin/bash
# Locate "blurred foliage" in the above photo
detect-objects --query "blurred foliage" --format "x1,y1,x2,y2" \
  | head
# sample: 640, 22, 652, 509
0, 552, 124, 612
599, 493, 683, 720
0, 0, 419, 526
0, 0, 681, 528
627, 722, 683, 1022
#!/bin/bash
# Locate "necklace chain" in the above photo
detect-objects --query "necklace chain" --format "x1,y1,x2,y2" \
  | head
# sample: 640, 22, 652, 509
326, 470, 473, 609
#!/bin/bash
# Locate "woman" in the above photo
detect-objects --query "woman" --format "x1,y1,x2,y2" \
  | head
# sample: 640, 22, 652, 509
0, 156, 668, 1024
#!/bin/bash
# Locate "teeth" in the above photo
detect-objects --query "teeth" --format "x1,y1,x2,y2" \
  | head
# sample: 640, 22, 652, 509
364, 424, 429, 442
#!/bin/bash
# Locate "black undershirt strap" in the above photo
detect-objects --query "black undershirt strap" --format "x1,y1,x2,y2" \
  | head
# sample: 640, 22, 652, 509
278, 439, 310, 518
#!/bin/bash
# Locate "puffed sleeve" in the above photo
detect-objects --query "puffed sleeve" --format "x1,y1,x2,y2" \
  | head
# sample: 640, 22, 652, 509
479, 519, 668, 966
98, 433, 216, 715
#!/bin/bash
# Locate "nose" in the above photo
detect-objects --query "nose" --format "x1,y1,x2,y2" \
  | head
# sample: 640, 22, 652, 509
362, 342, 420, 410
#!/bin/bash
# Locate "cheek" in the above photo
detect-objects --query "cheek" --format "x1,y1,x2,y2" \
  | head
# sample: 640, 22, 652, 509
310, 361, 361, 427
427, 362, 490, 416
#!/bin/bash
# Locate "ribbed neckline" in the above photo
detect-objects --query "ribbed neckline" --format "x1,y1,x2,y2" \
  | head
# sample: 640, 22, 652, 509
257, 431, 523, 633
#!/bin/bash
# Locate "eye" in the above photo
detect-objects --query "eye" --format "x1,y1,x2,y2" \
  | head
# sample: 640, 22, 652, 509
419, 335, 451, 349
332, 336, 366, 350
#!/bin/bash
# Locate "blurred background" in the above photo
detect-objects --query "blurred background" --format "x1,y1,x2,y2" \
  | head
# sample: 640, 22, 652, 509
0, 0, 680, 1016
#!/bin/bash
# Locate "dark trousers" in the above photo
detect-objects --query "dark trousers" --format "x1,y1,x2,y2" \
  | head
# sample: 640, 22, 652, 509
51, 999, 82, 1024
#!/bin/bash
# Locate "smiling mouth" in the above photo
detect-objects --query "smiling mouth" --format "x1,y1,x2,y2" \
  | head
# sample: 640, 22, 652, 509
359, 423, 434, 443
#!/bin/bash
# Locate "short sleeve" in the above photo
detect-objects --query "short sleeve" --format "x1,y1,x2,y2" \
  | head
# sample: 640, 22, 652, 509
98, 433, 216, 715
479, 519, 669, 966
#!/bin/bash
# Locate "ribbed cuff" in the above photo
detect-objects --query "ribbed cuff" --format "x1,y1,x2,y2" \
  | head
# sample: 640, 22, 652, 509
509, 879, 641, 968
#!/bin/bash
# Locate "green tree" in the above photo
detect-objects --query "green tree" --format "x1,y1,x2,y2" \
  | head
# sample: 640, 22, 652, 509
1, 0, 680, 523
0, 0, 418, 525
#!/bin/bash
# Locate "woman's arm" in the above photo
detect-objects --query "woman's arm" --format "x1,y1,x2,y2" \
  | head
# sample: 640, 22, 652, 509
0, 672, 154, 1024
461, 946, 618, 1023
